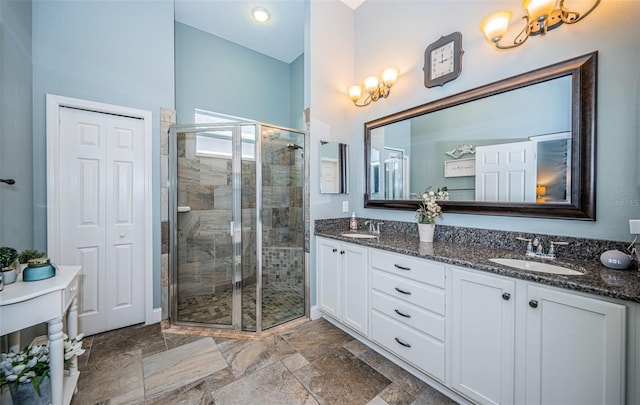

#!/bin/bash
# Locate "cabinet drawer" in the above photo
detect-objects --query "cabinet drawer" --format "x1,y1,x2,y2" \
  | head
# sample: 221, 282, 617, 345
372, 269, 445, 315
371, 310, 445, 381
370, 249, 445, 288
64, 275, 79, 310
371, 290, 444, 341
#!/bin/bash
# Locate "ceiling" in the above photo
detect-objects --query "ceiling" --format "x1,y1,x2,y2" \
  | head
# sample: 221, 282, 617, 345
174, 0, 365, 64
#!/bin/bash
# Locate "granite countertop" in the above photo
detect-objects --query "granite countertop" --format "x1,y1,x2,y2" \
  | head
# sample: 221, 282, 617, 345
316, 229, 640, 304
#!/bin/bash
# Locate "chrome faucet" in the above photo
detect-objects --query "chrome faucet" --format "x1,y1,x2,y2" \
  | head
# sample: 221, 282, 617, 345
365, 220, 375, 233
373, 222, 384, 234
517, 237, 569, 260
364, 221, 384, 234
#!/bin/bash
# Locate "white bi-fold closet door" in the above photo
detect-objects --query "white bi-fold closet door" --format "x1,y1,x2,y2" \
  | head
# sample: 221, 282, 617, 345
54, 105, 146, 336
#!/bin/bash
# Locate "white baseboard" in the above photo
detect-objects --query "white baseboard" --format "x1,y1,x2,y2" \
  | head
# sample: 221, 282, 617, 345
310, 305, 323, 320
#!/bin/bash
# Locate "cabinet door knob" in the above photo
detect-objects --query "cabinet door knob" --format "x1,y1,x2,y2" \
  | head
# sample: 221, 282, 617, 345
394, 337, 412, 348
529, 299, 538, 308
332, 248, 337, 253
394, 287, 412, 295
502, 292, 511, 301
394, 309, 411, 318
340, 250, 345, 255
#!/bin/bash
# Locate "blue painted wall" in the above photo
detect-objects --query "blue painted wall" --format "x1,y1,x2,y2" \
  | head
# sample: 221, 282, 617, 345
32, 0, 175, 308
290, 53, 304, 130
0, 0, 32, 250
175, 22, 301, 129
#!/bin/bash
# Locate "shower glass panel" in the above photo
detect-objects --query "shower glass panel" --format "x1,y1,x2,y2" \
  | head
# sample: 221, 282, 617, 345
169, 122, 305, 333
259, 125, 305, 330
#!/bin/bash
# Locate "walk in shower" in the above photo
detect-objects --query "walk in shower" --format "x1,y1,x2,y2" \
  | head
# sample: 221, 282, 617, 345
169, 122, 306, 332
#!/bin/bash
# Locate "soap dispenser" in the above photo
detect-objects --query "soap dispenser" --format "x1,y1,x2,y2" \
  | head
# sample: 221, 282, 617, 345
350, 212, 358, 231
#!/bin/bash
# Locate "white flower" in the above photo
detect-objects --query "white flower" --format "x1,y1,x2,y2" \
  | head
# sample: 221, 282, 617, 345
412, 186, 449, 225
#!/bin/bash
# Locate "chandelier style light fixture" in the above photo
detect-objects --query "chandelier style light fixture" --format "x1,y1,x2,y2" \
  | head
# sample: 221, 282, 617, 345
481, 0, 601, 50
348, 67, 399, 107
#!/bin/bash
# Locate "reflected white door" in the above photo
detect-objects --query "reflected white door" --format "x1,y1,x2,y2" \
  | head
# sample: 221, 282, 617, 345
58, 107, 145, 335
475, 141, 536, 202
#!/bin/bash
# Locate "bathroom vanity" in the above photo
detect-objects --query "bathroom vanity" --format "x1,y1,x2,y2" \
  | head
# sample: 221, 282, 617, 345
315, 228, 639, 405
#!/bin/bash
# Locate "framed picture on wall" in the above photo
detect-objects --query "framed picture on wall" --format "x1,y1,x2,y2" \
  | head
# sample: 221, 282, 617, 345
444, 158, 475, 177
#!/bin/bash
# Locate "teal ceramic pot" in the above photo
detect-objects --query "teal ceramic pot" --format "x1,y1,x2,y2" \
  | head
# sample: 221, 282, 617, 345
23, 258, 56, 282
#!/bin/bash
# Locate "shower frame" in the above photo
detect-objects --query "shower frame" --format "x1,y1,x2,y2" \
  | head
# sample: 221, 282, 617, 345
168, 122, 306, 333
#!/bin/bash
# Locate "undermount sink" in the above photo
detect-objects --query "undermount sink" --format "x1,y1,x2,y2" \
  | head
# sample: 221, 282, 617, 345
489, 258, 585, 276
340, 233, 378, 239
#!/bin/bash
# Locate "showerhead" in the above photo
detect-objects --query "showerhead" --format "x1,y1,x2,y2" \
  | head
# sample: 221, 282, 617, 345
287, 143, 303, 150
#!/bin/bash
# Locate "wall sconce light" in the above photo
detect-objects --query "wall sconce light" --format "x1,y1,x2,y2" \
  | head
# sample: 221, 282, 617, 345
348, 67, 399, 107
536, 184, 547, 203
481, 0, 601, 50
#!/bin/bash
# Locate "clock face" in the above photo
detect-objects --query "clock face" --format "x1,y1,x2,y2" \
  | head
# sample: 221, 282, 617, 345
423, 32, 463, 88
431, 42, 455, 80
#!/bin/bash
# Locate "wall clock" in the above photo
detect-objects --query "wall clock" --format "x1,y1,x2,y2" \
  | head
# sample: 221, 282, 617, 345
423, 32, 463, 88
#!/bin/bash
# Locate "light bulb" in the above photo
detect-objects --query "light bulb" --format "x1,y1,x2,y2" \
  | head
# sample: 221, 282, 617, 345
363, 76, 379, 93
252, 7, 270, 23
481, 11, 513, 42
348, 85, 362, 101
381, 68, 399, 87
523, 0, 556, 21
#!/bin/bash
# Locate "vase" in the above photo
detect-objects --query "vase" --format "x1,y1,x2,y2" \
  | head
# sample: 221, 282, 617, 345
8, 376, 52, 405
418, 223, 435, 243
1, 268, 17, 284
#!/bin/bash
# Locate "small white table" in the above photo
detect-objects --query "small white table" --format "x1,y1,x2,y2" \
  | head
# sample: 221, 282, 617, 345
0, 266, 81, 405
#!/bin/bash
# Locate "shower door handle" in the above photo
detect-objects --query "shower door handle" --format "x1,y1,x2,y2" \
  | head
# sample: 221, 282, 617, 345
230, 221, 234, 236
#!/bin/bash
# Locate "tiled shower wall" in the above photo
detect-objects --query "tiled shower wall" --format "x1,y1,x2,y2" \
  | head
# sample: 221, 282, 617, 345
174, 129, 305, 301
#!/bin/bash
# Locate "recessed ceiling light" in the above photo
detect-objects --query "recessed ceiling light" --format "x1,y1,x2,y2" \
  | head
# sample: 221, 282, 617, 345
252, 7, 270, 23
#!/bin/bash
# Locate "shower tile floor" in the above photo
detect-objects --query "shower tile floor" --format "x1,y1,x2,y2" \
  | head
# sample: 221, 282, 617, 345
69, 318, 459, 404
177, 283, 305, 330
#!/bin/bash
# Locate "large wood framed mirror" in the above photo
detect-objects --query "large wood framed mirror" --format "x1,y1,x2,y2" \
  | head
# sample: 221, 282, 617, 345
364, 52, 596, 220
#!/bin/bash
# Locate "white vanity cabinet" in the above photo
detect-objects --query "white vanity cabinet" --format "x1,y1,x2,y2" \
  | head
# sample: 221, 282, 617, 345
524, 285, 626, 405
450, 266, 626, 405
369, 249, 447, 382
316, 237, 368, 335
450, 268, 516, 405
315, 236, 630, 405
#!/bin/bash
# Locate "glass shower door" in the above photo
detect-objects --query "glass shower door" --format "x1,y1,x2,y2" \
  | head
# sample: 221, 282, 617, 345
171, 125, 246, 328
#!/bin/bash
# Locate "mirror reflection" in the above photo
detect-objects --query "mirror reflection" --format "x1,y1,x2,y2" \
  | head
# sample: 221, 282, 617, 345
364, 53, 597, 220
320, 141, 349, 194
371, 76, 571, 203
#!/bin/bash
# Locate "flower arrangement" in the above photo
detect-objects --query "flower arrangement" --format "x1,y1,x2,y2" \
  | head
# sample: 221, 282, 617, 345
0, 334, 85, 396
413, 186, 449, 225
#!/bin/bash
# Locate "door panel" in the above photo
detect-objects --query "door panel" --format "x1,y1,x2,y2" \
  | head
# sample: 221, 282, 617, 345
476, 140, 536, 202
59, 107, 145, 335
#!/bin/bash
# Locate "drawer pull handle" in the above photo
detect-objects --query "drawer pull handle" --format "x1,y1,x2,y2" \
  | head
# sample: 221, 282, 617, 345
340, 250, 345, 255
529, 299, 538, 308
332, 248, 337, 253
394, 264, 411, 271
394, 309, 411, 318
394, 287, 412, 295
394, 337, 411, 348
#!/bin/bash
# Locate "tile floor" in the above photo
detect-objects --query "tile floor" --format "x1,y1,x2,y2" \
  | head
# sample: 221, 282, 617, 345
70, 318, 459, 405
177, 283, 304, 330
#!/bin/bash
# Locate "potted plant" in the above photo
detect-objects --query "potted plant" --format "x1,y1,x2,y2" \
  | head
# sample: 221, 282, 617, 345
17, 249, 46, 272
0, 334, 85, 405
412, 186, 449, 242
0, 247, 18, 285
